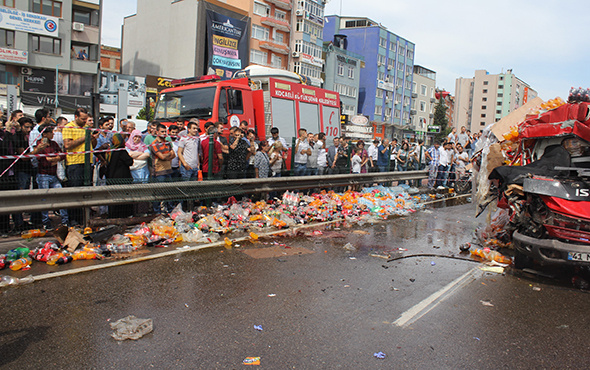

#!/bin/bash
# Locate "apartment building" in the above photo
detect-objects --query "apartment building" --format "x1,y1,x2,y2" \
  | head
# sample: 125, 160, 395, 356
0, 0, 101, 115
411, 65, 435, 141
323, 15, 415, 140
454, 69, 538, 133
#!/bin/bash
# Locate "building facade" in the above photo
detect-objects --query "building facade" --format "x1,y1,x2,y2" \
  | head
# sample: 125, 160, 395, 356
100, 45, 120, 73
122, 0, 249, 79
453, 69, 538, 133
322, 41, 364, 140
411, 65, 435, 140
291, 0, 325, 87
0, 0, 101, 116
323, 16, 415, 141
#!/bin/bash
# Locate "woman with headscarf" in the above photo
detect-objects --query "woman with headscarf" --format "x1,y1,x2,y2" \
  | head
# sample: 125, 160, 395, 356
106, 133, 134, 218
125, 129, 150, 183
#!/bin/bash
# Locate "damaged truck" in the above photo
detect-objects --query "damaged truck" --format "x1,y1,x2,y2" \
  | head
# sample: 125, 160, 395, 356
477, 95, 590, 269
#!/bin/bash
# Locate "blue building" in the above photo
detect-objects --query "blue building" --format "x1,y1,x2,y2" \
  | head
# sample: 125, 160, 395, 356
324, 16, 415, 140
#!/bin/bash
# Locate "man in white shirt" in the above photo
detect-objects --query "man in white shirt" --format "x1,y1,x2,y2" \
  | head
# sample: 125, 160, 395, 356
436, 142, 452, 188
367, 139, 379, 172
293, 128, 311, 176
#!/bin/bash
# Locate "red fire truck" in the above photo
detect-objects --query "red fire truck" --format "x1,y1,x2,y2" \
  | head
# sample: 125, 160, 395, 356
153, 66, 341, 158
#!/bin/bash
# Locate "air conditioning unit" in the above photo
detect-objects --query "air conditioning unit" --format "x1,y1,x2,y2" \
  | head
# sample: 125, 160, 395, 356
377, 62, 382, 67
295, 9, 304, 16
387, 65, 392, 70
21, 67, 32, 75
292, 51, 300, 58
72, 22, 85, 32
394, 100, 400, 104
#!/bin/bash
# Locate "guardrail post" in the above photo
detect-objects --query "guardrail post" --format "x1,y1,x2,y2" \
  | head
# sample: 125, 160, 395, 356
84, 129, 92, 186
208, 133, 214, 180
290, 137, 296, 176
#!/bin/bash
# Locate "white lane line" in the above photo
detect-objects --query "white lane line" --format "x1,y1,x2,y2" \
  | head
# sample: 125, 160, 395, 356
30, 219, 344, 282
393, 267, 478, 327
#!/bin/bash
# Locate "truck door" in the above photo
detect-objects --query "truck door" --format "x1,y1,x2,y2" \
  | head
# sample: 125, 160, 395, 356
219, 87, 246, 128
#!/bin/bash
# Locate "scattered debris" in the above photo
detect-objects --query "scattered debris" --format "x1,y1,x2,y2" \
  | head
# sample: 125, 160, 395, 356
373, 352, 386, 359
243, 357, 261, 365
110, 315, 153, 341
480, 300, 494, 307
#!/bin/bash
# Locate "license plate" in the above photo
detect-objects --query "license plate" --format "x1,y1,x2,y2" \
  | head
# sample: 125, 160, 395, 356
568, 252, 590, 261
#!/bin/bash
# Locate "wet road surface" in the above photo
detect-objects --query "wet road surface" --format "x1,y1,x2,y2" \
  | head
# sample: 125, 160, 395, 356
2, 202, 590, 369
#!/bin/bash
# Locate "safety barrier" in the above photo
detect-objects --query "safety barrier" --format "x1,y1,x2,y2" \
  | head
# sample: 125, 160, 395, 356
0, 170, 428, 215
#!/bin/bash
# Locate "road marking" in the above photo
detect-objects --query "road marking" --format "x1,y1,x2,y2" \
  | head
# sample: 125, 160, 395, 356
30, 220, 344, 282
393, 267, 478, 327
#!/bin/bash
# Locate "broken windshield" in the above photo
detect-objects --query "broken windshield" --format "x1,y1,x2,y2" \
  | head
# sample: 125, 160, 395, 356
155, 87, 216, 120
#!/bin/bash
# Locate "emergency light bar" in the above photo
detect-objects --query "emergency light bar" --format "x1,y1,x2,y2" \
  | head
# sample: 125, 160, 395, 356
171, 75, 221, 87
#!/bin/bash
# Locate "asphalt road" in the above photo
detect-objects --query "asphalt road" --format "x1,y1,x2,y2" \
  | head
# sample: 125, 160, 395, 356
2, 202, 590, 369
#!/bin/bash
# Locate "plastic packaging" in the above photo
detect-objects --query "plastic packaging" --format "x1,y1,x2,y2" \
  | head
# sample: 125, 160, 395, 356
6, 247, 31, 262
110, 315, 153, 341
72, 250, 98, 260
0, 274, 34, 287
9, 257, 32, 271
470, 248, 512, 264
21, 229, 46, 239
46, 253, 73, 265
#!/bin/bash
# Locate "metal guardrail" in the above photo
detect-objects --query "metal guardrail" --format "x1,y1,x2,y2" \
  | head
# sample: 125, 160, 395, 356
0, 170, 428, 215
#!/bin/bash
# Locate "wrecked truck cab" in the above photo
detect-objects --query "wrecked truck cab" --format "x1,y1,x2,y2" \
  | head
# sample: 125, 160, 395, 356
487, 99, 590, 268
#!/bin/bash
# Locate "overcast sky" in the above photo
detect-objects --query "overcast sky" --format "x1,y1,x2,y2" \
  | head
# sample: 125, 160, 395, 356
102, 0, 590, 99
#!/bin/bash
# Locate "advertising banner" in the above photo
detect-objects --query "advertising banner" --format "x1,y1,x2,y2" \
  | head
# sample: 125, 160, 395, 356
205, 10, 249, 80
99, 72, 146, 108
0, 6, 59, 37
0, 47, 27, 64
23, 69, 55, 94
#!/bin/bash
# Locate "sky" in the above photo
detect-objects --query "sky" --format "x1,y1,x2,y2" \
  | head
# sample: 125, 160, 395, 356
101, 0, 590, 99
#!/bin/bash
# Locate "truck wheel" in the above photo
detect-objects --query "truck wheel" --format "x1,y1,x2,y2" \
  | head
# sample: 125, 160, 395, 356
514, 249, 532, 270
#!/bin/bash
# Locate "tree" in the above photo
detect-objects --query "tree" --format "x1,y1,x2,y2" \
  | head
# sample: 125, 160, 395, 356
433, 95, 450, 142
136, 105, 154, 121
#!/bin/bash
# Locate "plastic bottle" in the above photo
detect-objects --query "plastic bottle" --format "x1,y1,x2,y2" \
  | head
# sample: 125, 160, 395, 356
224, 237, 233, 249
46, 253, 73, 265
10, 257, 32, 271
6, 247, 31, 261
0, 255, 7, 270
470, 248, 512, 264
21, 229, 46, 239
249, 231, 259, 241
72, 250, 98, 260
110, 244, 135, 254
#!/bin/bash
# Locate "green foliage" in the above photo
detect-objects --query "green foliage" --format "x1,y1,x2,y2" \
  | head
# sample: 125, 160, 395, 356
433, 96, 450, 142
136, 105, 154, 121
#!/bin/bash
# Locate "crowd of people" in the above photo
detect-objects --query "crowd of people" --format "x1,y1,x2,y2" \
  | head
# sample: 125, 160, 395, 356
0, 107, 475, 235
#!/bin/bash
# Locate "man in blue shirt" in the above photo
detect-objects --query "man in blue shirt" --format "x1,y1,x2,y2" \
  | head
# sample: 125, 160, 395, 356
377, 139, 390, 172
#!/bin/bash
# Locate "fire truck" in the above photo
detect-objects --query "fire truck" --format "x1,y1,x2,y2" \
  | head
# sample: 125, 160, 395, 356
153, 65, 341, 154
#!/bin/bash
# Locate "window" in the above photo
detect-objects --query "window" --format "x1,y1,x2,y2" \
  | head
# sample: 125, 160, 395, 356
420, 101, 426, 112
2, 0, 15, 7
481, 105, 487, 109
497, 93, 503, 97
398, 46, 405, 56
377, 71, 385, 81
250, 49, 267, 65
483, 89, 488, 93
275, 10, 286, 20
337, 64, 344, 76
407, 50, 413, 59
273, 31, 284, 44
73, 9, 91, 25
396, 77, 402, 88
481, 113, 486, 118
496, 110, 501, 114
385, 107, 391, 116
387, 58, 394, 69
0, 30, 14, 48
499, 76, 504, 81
295, 40, 322, 58
483, 81, 489, 85
32, 35, 61, 55
389, 43, 396, 52
379, 37, 387, 48
376, 125, 383, 133
412, 82, 417, 93
253, 2, 269, 16
375, 105, 382, 115
482, 97, 487, 102
397, 61, 403, 71
406, 65, 412, 75
498, 84, 504, 89
420, 85, 427, 96
33, 0, 61, 17
497, 101, 502, 105
347, 66, 354, 79
271, 54, 282, 68
481, 122, 486, 126
252, 25, 269, 41
377, 54, 385, 65
376, 89, 384, 99
404, 96, 410, 106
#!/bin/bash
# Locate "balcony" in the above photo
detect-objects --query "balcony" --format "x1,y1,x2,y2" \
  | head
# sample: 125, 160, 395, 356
71, 24, 100, 45
260, 16, 291, 32
258, 40, 290, 55
411, 92, 417, 98
410, 109, 416, 115
264, 0, 292, 10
